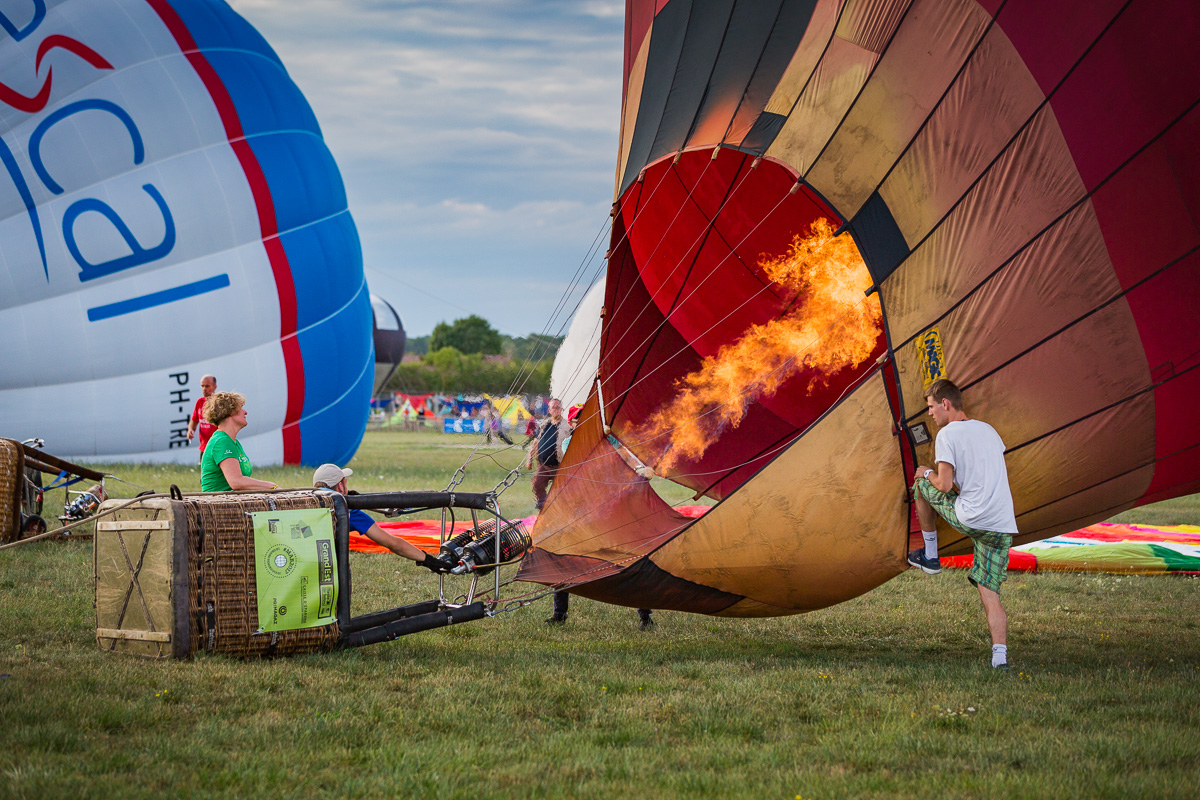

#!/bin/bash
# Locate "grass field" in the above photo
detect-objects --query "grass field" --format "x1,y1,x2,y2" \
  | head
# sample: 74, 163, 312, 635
2, 431, 1198, 799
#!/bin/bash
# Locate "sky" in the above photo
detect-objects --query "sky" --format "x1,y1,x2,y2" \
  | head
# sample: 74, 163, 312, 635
230, 0, 626, 337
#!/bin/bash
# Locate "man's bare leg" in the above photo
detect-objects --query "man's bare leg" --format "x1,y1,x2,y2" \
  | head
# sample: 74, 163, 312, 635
913, 487, 938, 532
977, 583, 1009, 667
907, 484, 943, 572
976, 584, 1007, 645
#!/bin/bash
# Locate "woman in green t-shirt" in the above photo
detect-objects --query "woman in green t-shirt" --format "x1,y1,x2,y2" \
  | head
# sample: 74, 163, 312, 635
199, 392, 279, 493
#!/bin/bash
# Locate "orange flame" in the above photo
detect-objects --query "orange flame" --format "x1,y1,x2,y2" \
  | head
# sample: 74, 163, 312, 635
638, 218, 882, 474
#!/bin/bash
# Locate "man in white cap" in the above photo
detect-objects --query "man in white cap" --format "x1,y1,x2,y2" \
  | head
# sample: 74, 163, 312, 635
312, 464, 455, 573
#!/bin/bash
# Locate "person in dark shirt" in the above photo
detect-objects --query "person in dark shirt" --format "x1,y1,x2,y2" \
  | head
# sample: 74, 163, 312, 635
545, 405, 656, 630
312, 464, 454, 573
526, 398, 569, 510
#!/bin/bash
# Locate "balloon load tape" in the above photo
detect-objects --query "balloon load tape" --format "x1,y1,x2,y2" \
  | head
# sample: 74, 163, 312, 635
439, 518, 532, 575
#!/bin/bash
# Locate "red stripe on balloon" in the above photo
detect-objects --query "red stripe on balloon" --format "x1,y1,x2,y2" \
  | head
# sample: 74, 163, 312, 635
145, 0, 306, 463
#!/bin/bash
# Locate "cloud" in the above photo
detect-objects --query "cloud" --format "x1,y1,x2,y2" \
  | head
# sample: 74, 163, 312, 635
229, 0, 624, 335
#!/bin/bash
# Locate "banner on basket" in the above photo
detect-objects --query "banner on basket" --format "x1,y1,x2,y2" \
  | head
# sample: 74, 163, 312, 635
251, 508, 339, 632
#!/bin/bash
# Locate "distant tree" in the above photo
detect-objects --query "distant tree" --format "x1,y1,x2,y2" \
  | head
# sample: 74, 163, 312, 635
406, 335, 430, 356
429, 315, 503, 355
389, 344, 552, 394
501, 333, 564, 362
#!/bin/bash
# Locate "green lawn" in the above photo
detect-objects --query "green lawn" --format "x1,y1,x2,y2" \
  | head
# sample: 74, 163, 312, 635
2, 431, 1198, 799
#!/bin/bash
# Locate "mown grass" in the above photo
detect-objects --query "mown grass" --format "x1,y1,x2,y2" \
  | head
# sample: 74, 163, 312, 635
2, 431, 1198, 799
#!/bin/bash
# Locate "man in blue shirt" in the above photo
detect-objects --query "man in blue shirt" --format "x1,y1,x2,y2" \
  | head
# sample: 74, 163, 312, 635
312, 464, 455, 573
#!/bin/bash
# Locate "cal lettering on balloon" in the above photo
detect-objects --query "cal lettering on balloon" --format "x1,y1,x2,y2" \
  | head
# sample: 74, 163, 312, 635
0, 0, 45, 43
30, 99, 144, 195
28, 98, 176, 283
65, 185, 177, 282
0, 22, 117, 280
0, 136, 47, 278
1, 0, 370, 467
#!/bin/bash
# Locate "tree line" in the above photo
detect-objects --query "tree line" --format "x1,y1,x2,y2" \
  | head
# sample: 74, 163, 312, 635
389, 315, 561, 394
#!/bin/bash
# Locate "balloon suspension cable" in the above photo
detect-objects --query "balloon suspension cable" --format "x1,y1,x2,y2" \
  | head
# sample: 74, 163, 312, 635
490, 585, 559, 617
434, 211, 613, 493
103, 474, 154, 493
562, 292, 885, 487
505, 139, 705, 412
548, 173, 797, 464
601, 148, 770, 380
592, 171, 871, 453
538, 148, 723, 422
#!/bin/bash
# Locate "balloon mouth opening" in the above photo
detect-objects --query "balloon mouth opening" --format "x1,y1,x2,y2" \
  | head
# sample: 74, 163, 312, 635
607, 148, 887, 497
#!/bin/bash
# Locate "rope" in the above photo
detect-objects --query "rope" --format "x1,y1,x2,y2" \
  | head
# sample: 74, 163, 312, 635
0, 493, 160, 551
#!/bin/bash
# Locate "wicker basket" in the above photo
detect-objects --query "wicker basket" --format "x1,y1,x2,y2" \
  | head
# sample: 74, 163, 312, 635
95, 491, 350, 659
0, 439, 22, 544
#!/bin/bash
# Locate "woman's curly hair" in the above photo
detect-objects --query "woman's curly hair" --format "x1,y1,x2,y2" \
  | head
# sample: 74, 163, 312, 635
203, 391, 246, 426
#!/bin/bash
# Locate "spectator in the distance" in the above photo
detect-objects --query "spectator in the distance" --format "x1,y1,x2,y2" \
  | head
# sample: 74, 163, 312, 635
186, 374, 218, 456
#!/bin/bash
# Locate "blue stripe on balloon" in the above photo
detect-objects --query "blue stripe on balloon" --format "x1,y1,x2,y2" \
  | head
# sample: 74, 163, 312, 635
159, 0, 283, 66
275, 211, 363, 333
293, 276, 374, 466
290, 271, 371, 418
162, 0, 371, 467
203, 50, 321, 139
246, 131, 349, 240
86, 274, 231, 321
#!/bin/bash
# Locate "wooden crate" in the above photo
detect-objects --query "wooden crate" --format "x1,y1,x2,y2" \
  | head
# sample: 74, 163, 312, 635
93, 498, 189, 659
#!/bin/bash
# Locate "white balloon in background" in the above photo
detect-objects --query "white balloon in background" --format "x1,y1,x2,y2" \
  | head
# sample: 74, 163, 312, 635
550, 277, 606, 409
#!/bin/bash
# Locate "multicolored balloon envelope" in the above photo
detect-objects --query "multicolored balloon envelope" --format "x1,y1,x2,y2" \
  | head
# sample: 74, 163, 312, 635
0, 0, 371, 465
518, 0, 1200, 616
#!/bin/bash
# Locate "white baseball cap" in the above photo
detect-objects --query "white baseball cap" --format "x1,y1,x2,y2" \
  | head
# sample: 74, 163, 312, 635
312, 464, 353, 488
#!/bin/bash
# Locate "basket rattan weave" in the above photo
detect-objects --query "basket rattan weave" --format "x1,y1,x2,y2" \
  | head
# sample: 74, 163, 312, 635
0, 439, 23, 544
95, 490, 348, 659
184, 492, 343, 658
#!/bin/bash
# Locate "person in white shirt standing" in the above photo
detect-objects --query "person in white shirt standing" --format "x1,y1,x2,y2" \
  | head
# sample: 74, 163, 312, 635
909, 379, 1018, 670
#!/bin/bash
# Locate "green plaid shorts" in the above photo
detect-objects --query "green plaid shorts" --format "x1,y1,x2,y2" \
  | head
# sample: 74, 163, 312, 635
913, 478, 1012, 593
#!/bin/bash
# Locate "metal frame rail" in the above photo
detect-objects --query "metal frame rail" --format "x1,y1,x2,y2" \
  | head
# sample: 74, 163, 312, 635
339, 490, 515, 647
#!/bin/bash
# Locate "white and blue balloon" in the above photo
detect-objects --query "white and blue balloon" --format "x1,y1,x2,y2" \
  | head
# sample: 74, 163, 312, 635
0, 0, 372, 465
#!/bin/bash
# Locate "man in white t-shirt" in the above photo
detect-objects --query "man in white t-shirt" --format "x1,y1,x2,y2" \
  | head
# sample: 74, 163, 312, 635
910, 379, 1018, 669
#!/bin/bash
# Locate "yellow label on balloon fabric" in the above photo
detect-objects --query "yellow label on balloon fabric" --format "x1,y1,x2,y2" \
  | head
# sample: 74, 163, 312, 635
917, 327, 947, 391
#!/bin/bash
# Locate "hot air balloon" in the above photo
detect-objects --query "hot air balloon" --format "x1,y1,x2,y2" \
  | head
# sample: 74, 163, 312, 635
0, 0, 371, 466
518, 0, 1200, 616
550, 277, 605, 409
370, 294, 407, 397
